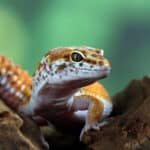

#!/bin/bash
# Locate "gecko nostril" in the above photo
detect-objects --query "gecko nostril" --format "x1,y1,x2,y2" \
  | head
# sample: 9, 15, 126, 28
79, 63, 83, 67
99, 61, 104, 66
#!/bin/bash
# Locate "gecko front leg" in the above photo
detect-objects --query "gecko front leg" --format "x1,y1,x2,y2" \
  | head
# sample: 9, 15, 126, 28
79, 95, 103, 140
79, 95, 112, 141
69, 82, 113, 141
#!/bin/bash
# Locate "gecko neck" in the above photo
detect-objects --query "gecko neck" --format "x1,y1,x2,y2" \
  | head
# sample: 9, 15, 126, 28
21, 77, 95, 117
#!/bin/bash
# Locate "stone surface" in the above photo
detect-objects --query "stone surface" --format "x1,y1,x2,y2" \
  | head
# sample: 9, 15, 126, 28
0, 100, 48, 150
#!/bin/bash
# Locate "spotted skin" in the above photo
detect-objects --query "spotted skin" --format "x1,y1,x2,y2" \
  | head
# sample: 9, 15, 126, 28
0, 56, 32, 110
0, 46, 112, 141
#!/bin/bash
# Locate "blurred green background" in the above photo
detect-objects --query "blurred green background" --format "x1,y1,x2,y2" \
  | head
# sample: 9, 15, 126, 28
0, 0, 149, 95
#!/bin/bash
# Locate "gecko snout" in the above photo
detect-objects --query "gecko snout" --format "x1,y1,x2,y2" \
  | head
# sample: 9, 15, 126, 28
103, 58, 111, 68
100, 58, 111, 77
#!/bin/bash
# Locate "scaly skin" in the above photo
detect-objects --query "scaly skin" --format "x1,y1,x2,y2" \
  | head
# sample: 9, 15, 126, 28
0, 46, 112, 141
0, 56, 32, 109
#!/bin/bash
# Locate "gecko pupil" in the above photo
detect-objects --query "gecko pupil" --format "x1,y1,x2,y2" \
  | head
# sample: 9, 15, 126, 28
71, 52, 83, 62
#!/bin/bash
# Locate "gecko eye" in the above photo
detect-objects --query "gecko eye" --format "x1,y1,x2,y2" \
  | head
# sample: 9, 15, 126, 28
71, 52, 84, 62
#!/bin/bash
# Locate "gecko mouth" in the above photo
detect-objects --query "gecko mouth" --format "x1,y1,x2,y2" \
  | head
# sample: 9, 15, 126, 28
77, 67, 111, 73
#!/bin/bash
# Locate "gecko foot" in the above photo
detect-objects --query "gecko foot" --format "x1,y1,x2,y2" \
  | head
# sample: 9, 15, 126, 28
40, 134, 50, 149
80, 121, 108, 141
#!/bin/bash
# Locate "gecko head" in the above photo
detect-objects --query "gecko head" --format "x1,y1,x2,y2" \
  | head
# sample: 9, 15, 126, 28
35, 46, 111, 87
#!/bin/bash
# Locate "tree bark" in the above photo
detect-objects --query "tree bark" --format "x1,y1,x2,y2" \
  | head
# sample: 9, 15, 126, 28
0, 100, 48, 150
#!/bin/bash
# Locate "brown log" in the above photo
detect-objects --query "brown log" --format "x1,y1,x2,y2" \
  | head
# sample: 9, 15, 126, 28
0, 100, 48, 150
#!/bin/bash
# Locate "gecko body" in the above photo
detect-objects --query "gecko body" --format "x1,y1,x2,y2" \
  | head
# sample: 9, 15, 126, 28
0, 47, 112, 140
